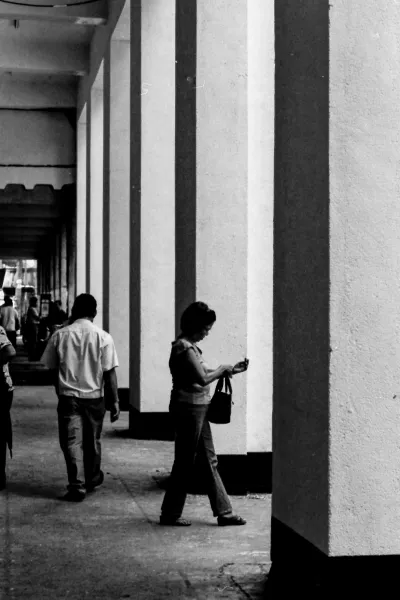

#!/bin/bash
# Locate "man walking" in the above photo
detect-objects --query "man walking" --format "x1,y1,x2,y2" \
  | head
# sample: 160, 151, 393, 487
0, 296, 20, 348
41, 294, 120, 501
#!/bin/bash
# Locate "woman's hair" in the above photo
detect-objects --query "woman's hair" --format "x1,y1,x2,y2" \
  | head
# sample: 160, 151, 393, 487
180, 301, 216, 336
3, 295, 12, 306
71, 293, 97, 320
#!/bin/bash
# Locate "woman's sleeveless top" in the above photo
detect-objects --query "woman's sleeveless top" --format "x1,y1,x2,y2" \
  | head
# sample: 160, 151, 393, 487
169, 337, 211, 405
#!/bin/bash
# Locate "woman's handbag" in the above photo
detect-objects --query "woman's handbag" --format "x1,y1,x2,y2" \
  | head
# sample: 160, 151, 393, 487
207, 375, 233, 424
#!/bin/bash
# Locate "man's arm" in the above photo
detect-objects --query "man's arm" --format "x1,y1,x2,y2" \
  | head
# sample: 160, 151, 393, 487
48, 369, 59, 396
104, 367, 120, 423
0, 344, 16, 365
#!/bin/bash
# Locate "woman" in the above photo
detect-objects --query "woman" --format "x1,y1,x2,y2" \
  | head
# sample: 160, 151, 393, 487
0, 325, 16, 490
25, 296, 40, 360
160, 301, 249, 526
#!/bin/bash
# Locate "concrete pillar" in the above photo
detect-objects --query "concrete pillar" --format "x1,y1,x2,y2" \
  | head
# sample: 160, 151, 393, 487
54, 233, 60, 301
129, 0, 175, 433
89, 65, 104, 327
76, 106, 87, 295
67, 193, 77, 317
174, 0, 274, 492
271, 0, 400, 584
103, 4, 131, 392
60, 221, 68, 311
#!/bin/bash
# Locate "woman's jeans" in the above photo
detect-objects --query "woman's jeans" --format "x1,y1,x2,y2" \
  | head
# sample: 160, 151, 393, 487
57, 396, 106, 493
161, 403, 232, 519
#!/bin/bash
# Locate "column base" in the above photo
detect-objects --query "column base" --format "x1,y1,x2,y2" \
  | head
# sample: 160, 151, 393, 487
129, 407, 175, 441
189, 453, 272, 495
269, 517, 400, 594
117, 388, 130, 411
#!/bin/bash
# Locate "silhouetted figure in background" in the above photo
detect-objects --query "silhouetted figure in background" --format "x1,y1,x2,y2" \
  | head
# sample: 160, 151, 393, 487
41, 294, 120, 502
47, 300, 68, 335
25, 297, 40, 360
0, 325, 16, 490
0, 296, 19, 349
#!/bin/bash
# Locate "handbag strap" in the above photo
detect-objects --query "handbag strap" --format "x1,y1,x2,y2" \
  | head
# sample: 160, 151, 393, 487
223, 375, 232, 395
215, 374, 233, 395
215, 376, 225, 393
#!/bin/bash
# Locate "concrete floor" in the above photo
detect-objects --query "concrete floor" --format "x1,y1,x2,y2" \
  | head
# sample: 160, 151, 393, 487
0, 387, 271, 599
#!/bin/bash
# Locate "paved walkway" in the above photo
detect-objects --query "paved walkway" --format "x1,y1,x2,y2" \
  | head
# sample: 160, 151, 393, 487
0, 387, 271, 599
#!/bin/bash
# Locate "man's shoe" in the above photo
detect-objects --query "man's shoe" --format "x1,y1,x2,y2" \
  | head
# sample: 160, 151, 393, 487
86, 470, 104, 493
61, 489, 86, 502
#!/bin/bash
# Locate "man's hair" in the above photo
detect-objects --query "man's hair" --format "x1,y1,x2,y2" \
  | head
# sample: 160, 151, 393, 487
3, 296, 12, 306
180, 301, 216, 336
71, 294, 97, 320
29, 296, 38, 307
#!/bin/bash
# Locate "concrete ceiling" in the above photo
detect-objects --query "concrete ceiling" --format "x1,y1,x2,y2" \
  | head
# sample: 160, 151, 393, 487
0, 0, 109, 260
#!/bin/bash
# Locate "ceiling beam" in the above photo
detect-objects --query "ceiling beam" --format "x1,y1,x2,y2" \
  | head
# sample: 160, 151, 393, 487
0, 230, 46, 236
0, 73, 77, 108
3, 220, 56, 229
0, 248, 37, 258
0, 0, 107, 25
0, 207, 60, 219
0, 38, 88, 75
77, 0, 127, 115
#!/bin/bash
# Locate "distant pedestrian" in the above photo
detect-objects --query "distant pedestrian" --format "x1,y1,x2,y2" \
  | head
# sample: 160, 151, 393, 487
41, 294, 120, 502
0, 296, 20, 348
48, 300, 68, 334
160, 301, 249, 526
25, 296, 40, 360
0, 325, 16, 490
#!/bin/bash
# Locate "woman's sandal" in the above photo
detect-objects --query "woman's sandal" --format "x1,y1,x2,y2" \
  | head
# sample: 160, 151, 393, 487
159, 516, 192, 526
217, 514, 247, 526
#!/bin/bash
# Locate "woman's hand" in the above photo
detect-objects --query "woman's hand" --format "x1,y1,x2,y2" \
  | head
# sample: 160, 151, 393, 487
232, 358, 249, 375
220, 364, 234, 378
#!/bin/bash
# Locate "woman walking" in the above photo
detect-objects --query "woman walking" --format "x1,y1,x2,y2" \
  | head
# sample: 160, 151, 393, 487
0, 325, 16, 490
160, 301, 249, 526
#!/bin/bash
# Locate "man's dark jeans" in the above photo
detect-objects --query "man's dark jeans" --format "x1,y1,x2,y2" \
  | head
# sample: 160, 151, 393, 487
57, 396, 106, 493
161, 403, 232, 519
0, 391, 13, 485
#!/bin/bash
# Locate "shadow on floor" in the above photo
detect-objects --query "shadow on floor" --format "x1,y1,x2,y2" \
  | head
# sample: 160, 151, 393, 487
5, 481, 61, 500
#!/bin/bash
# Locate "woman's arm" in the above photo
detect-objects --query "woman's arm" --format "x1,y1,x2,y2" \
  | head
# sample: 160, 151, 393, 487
183, 348, 232, 387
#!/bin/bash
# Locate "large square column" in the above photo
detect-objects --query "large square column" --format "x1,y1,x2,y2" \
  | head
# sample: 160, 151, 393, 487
175, 0, 274, 492
88, 66, 104, 327
129, 0, 176, 436
271, 0, 400, 587
76, 106, 87, 296
103, 3, 131, 395
60, 221, 68, 310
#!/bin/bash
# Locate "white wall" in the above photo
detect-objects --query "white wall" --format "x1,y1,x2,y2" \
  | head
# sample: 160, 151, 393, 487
246, 0, 274, 454
76, 107, 87, 295
139, 0, 176, 412
89, 67, 104, 327
330, 0, 400, 555
196, 0, 248, 455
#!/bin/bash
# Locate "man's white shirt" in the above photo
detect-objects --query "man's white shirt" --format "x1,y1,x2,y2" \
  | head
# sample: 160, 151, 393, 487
41, 318, 119, 399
